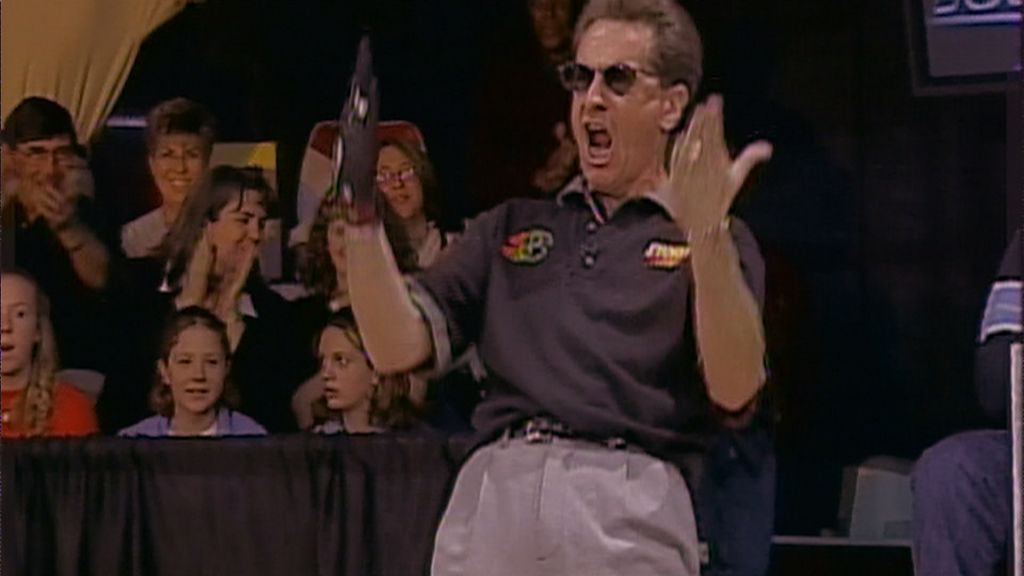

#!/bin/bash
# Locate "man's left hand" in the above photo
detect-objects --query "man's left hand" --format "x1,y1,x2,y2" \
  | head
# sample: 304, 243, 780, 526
668, 95, 772, 236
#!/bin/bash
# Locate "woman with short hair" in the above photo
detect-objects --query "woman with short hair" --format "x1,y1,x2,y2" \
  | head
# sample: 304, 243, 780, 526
121, 97, 216, 259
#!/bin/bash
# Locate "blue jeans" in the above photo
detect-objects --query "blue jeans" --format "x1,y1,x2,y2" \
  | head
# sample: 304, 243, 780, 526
911, 430, 1010, 576
698, 427, 776, 576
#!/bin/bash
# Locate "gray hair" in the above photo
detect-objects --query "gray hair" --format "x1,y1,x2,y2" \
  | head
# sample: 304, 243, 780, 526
574, 0, 703, 96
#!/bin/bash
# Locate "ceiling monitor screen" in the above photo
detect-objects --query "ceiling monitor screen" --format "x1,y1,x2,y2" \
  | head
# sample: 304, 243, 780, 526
906, 0, 1021, 94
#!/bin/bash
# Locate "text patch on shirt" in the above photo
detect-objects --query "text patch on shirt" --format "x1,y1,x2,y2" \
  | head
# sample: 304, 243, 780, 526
643, 240, 690, 270
502, 228, 554, 265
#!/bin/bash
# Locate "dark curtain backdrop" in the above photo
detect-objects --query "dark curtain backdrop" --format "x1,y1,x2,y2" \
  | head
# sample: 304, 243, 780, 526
1, 435, 462, 576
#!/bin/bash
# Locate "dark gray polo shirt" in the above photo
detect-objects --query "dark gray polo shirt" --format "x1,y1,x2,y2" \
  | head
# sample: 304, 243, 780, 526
410, 181, 765, 463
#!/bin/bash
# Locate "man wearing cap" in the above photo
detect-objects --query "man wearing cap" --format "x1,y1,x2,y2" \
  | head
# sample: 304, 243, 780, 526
2, 96, 112, 370
345, 1, 771, 574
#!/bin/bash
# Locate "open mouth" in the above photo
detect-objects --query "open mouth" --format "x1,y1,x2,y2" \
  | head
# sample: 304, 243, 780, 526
584, 121, 612, 166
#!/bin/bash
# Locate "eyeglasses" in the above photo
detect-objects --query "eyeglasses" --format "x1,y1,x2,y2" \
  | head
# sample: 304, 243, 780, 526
375, 166, 417, 188
16, 144, 78, 167
557, 62, 658, 97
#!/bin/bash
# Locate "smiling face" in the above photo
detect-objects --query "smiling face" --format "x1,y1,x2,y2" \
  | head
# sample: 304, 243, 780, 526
148, 133, 210, 207
318, 326, 374, 415
206, 188, 267, 279
0, 275, 39, 379
159, 324, 229, 418
376, 145, 424, 221
12, 135, 76, 198
570, 19, 687, 201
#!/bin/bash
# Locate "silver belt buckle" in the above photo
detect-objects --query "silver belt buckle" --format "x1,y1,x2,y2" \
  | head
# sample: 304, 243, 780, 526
605, 437, 627, 450
524, 419, 552, 444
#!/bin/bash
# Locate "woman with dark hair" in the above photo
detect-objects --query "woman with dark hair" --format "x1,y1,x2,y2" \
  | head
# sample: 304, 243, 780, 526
119, 307, 265, 437
376, 137, 457, 269
0, 269, 99, 438
311, 311, 421, 434
300, 190, 419, 312
160, 164, 278, 343
106, 165, 303, 433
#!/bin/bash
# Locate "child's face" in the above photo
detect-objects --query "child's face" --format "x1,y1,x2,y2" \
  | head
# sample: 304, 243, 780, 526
0, 275, 40, 378
318, 326, 374, 414
159, 325, 229, 417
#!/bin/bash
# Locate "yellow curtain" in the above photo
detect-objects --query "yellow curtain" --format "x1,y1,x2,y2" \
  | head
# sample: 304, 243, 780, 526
1, 0, 190, 143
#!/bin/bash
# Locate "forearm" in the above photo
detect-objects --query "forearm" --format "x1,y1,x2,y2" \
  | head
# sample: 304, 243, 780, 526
345, 223, 433, 373
690, 225, 766, 411
57, 224, 110, 290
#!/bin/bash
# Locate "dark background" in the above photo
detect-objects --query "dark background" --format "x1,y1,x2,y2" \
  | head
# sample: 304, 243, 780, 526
91, 0, 1015, 535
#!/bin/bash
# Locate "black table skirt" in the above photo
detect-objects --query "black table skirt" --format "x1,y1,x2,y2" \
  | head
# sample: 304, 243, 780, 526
2, 433, 470, 576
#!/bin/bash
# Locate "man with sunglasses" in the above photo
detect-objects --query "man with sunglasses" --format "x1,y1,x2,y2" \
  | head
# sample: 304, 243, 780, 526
345, 1, 771, 574
2, 96, 113, 372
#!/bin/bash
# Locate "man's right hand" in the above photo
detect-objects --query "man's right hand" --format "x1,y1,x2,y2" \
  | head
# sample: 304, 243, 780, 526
36, 183, 78, 232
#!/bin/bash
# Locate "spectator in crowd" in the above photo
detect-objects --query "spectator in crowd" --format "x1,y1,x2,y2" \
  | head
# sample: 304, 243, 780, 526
310, 311, 421, 434
163, 165, 303, 431
376, 136, 457, 269
1, 97, 113, 371
299, 192, 419, 314
290, 195, 419, 429
0, 269, 99, 438
121, 97, 216, 259
911, 230, 1020, 576
119, 306, 266, 437
465, 0, 583, 212
107, 165, 301, 433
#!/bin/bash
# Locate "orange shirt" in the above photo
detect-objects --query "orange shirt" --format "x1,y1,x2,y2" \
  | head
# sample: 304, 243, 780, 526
1, 383, 99, 438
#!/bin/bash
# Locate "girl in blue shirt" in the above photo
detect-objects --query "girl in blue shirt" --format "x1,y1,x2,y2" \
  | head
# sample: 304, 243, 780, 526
119, 307, 265, 437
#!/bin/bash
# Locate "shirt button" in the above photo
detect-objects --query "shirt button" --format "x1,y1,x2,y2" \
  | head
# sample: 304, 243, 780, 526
585, 221, 598, 233
583, 254, 596, 268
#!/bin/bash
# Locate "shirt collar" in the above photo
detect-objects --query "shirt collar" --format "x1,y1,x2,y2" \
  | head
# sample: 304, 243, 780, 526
237, 294, 259, 319
556, 175, 675, 222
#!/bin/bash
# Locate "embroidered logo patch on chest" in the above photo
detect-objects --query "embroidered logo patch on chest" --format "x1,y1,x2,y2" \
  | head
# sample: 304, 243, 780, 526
643, 240, 690, 270
501, 229, 554, 264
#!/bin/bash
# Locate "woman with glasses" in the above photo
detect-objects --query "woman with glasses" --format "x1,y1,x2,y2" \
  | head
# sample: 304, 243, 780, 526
375, 137, 457, 269
120, 98, 216, 259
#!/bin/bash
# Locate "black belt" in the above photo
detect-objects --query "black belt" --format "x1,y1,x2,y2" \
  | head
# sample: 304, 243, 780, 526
506, 416, 631, 450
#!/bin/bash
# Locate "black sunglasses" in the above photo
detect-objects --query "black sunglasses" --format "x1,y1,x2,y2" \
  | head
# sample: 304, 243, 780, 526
557, 62, 658, 96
